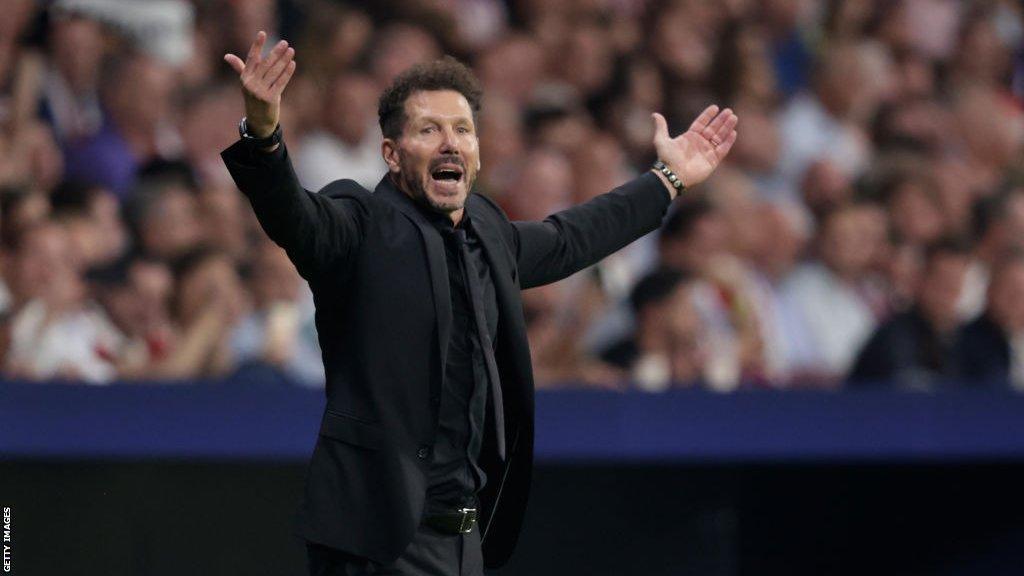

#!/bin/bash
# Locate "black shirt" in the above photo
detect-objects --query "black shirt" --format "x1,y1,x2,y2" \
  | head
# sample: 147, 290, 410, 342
419, 204, 499, 512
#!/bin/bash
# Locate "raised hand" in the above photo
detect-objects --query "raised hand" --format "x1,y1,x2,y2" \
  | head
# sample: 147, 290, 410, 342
224, 31, 297, 138
652, 105, 738, 191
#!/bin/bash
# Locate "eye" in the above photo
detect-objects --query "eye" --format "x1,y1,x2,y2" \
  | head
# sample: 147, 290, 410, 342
457, 126, 470, 134
421, 126, 437, 134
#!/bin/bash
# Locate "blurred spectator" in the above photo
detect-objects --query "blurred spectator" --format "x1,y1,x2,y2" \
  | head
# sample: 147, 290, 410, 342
369, 23, 440, 86
63, 51, 179, 198
747, 199, 816, 384
601, 268, 705, 391
0, 0, 1022, 390
849, 238, 971, 388
179, 82, 244, 186
781, 204, 884, 382
775, 43, 877, 194
955, 250, 1024, 390
294, 71, 386, 191
959, 188, 1024, 320
3, 222, 119, 382
40, 10, 105, 142
124, 175, 204, 262
658, 192, 763, 389
90, 256, 177, 379
49, 180, 127, 269
231, 240, 323, 386
164, 248, 247, 378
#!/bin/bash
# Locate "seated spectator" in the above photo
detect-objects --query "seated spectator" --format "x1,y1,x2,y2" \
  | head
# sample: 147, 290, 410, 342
62, 51, 178, 198
658, 193, 764, 389
231, 240, 323, 387
3, 221, 120, 383
747, 199, 817, 385
958, 187, 1024, 320
49, 180, 127, 269
955, 250, 1024, 390
162, 248, 248, 378
40, 9, 105, 143
848, 238, 971, 388
782, 203, 884, 382
522, 275, 622, 390
124, 175, 204, 262
294, 71, 386, 191
89, 256, 177, 379
601, 268, 706, 392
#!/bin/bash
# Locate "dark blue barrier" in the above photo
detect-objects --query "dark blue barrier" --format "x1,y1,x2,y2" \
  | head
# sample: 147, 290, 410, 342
4, 374, 1024, 462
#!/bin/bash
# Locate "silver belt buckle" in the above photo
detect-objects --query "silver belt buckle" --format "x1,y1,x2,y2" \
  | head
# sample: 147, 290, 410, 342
457, 507, 478, 534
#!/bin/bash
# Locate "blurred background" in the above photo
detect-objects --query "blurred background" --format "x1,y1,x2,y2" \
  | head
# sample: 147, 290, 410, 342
2, 0, 1024, 574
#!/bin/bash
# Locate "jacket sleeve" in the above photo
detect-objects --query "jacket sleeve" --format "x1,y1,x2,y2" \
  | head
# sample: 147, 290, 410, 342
511, 171, 671, 289
220, 139, 371, 281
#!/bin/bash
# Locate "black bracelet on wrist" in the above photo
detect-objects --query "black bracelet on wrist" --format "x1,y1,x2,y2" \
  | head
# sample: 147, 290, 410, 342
653, 161, 685, 193
239, 116, 282, 148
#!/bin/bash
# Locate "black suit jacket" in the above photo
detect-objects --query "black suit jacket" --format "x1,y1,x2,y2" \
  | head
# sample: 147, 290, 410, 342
221, 140, 671, 568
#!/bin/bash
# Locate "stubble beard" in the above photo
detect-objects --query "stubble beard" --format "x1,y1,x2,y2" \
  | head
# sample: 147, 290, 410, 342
397, 156, 470, 216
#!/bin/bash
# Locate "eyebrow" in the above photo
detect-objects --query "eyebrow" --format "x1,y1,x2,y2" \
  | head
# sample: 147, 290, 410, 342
416, 112, 473, 125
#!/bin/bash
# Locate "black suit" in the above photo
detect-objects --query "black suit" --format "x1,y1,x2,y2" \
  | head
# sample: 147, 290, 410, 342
221, 139, 671, 568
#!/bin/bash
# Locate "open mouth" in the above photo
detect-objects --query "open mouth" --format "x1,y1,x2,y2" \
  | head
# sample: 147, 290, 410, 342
431, 164, 464, 183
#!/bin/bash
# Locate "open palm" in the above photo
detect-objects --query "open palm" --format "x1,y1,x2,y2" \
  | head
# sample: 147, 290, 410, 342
224, 31, 297, 138
652, 105, 738, 189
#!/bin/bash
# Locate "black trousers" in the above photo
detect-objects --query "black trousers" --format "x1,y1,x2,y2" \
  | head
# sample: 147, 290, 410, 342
306, 523, 484, 576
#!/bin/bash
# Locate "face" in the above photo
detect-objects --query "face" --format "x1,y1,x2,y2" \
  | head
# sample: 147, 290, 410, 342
918, 252, 969, 332
383, 90, 481, 219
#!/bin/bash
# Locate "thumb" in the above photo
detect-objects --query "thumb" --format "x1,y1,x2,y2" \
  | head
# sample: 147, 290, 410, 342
651, 112, 670, 144
224, 53, 245, 75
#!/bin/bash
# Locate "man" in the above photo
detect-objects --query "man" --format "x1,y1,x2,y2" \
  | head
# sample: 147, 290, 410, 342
848, 239, 971, 389
221, 31, 738, 575
600, 267, 706, 391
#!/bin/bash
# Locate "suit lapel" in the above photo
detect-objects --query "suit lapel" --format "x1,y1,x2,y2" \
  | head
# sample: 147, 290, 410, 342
466, 195, 530, 418
467, 195, 517, 307
374, 177, 452, 372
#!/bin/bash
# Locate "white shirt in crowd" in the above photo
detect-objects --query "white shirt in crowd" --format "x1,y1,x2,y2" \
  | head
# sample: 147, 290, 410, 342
294, 126, 388, 192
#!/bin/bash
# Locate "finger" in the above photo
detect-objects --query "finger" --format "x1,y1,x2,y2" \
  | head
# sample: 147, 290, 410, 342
270, 60, 297, 94
687, 105, 720, 133
263, 46, 294, 84
260, 40, 290, 81
651, 112, 670, 142
703, 107, 733, 139
245, 31, 267, 68
224, 53, 245, 75
715, 130, 738, 159
712, 112, 738, 144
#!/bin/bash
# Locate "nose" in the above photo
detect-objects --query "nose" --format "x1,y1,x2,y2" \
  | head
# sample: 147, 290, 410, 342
440, 127, 460, 155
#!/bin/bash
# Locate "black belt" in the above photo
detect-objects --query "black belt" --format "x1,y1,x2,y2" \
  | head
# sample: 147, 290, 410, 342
423, 507, 478, 535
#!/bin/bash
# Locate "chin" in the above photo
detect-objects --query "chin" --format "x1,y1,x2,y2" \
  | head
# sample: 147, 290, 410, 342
425, 183, 468, 214
426, 194, 466, 214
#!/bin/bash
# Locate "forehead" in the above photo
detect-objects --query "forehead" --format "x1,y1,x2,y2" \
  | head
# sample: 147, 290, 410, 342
403, 90, 474, 123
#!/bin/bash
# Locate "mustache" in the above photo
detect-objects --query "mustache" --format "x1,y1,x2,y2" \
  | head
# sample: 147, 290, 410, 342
428, 155, 465, 172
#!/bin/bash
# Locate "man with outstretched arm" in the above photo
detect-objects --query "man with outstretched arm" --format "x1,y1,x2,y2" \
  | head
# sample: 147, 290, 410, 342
222, 31, 738, 576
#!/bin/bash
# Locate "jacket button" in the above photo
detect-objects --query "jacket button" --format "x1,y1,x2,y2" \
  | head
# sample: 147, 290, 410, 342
417, 446, 430, 459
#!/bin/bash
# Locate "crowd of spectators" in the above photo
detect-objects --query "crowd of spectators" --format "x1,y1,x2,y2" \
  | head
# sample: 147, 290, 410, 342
1, 0, 1023, 391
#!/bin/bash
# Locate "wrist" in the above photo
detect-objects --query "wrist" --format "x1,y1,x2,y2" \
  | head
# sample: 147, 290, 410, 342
239, 116, 282, 148
651, 161, 686, 200
651, 169, 677, 200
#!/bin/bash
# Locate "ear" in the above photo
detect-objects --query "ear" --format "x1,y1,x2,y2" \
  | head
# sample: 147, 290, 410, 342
381, 138, 401, 173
